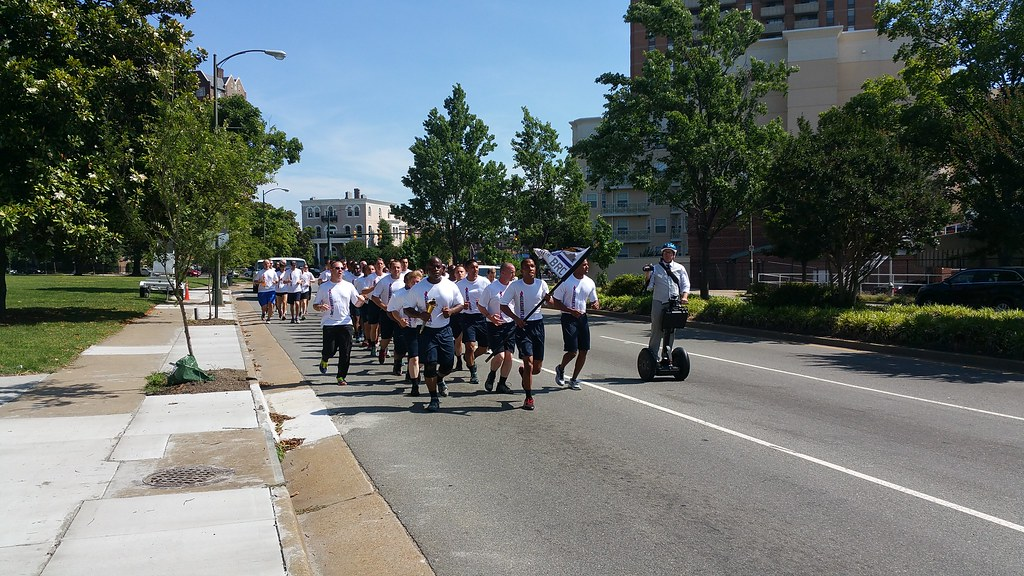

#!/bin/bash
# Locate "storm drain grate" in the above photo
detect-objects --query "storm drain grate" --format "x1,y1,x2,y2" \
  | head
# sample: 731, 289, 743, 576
143, 465, 234, 488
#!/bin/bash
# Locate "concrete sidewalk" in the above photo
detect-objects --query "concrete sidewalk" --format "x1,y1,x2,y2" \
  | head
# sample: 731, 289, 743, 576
1, 288, 384, 576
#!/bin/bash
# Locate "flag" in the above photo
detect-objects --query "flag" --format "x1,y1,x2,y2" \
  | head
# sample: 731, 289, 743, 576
533, 247, 591, 280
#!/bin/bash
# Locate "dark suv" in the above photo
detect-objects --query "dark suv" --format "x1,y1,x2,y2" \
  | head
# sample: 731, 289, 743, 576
915, 267, 1024, 311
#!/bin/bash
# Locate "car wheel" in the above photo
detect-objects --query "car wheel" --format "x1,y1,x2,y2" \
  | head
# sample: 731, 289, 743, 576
917, 297, 934, 306
993, 299, 1012, 312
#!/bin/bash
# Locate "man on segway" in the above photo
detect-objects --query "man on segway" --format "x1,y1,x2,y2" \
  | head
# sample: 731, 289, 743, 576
643, 243, 690, 369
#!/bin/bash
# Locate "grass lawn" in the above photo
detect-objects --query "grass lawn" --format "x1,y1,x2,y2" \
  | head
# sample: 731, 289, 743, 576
0, 275, 170, 375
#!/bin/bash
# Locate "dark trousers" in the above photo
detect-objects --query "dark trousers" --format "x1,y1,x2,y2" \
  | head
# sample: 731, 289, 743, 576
322, 324, 355, 377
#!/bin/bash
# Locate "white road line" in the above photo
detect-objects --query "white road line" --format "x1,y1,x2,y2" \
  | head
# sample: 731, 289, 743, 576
600, 335, 1024, 422
575, 378, 1024, 535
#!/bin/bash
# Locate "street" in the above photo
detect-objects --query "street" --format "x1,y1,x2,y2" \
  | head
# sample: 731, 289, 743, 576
251, 294, 1024, 575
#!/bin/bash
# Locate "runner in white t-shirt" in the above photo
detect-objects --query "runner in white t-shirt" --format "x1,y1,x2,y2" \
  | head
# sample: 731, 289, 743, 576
254, 259, 278, 322
550, 258, 599, 390
355, 263, 381, 355
299, 265, 315, 321
479, 262, 517, 394
499, 257, 550, 411
312, 262, 365, 385
370, 260, 404, 369
285, 261, 303, 324
455, 259, 491, 385
405, 257, 466, 411
387, 269, 423, 395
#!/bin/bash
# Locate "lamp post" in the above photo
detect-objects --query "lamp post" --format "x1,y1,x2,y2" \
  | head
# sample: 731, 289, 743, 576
210, 48, 285, 314
321, 205, 337, 265
259, 187, 289, 243
749, 212, 755, 287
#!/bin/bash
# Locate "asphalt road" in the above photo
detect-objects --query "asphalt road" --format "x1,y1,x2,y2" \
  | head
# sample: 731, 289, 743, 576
254, 293, 1024, 575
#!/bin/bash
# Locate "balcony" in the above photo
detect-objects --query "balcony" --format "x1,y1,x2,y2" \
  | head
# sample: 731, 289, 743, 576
793, 1, 819, 14
763, 21, 785, 34
760, 4, 786, 17
614, 230, 651, 243
599, 202, 651, 216
794, 18, 819, 28
670, 226, 685, 240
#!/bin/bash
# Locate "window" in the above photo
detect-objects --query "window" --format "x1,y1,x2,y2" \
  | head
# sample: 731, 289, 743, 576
354, 206, 360, 217
618, 245, 629, 258
646, 31, 656, 51
314, 207, 321, 218
343, 225, 351, 236
315, 226, 322, 239
585, 193, 598, 208
326, 225, 337, 235
616, 192, 629, 207
655, 218, 667, 234
356, 225, 363, 237
306, 208, 313, 219
346, 206, 353, 217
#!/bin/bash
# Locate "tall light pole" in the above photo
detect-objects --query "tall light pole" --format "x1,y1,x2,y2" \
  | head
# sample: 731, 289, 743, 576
210, 48, 285, 314
259, 187, 289, 243
321, 205, 337, 265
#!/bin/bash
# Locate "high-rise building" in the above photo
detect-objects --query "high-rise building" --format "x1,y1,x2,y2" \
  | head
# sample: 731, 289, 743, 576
573, 1, 904, 287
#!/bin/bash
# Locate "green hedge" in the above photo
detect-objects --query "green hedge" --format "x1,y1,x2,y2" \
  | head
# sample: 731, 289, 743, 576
603, 273, 647, 297
596, 292, 1024, 360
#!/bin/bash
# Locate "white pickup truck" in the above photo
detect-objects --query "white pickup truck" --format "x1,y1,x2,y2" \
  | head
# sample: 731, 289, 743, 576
139, 254, 177, 296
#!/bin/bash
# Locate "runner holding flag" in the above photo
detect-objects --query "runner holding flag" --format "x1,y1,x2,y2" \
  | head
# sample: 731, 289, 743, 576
499, 257, 550, 411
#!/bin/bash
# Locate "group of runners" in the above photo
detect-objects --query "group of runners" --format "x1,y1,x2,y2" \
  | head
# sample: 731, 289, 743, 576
296, 254, 600, 412
253, 259, 315, 324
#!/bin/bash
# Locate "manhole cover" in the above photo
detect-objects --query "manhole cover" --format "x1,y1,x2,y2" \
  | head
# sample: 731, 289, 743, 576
143, 465, 234, 488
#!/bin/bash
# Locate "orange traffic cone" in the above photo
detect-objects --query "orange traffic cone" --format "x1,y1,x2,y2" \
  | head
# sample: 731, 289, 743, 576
184, 282, 190, 301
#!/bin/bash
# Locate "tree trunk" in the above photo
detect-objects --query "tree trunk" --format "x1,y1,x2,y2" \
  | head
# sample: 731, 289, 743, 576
176, 291, 194, 358
697, 231, 712, 299
0, 239, 8, 319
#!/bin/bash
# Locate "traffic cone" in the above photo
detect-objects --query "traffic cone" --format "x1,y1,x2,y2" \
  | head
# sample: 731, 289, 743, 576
184, 282, 190, 301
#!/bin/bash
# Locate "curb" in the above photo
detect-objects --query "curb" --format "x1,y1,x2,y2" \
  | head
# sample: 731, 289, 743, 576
234, 290, 315, 576
587, 308, 1024, 375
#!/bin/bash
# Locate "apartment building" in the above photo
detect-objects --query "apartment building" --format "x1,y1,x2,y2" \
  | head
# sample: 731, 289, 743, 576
299, 189, 410, 265
573, 0, 904, 286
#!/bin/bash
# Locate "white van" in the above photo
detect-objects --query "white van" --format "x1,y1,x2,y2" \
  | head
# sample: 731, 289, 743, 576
251, 257, 307, 293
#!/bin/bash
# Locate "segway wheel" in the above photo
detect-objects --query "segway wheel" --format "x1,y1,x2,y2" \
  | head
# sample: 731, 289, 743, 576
671, 347, 690, 381
637, 348, 657, 381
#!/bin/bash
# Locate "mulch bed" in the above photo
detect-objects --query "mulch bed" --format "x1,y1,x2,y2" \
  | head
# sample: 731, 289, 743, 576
187, 318, 238, 326
146, 368, 253, 395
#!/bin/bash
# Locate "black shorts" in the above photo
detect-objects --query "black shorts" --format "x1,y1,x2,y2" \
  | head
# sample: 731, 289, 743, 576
379, 309, 396, 339
361, 302, 380, 323
487, 322, 516, 353
515, 319, 545, 360
418, 325, 454, 370
460, 315, 487, 345
450, 314, 463, 339
403, 326, 420, 357
560, 313, 590, 353
275, 291, 287, 300
286, 292, 300, 304
301, 290, 311, 301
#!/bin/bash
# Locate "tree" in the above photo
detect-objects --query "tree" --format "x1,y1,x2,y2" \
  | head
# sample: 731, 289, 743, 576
0, 0, 197, 315
395, 84, 510, 263
214, 95, 302, 174
876, 0, 1024, 263
571, 0, 795, 298
765, 78, 951, 304
589, 216, 623, 271
144, 96, 262, 357
509, 108, 592, 253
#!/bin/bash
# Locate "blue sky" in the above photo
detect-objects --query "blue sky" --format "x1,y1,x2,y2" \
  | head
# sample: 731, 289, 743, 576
183, 1, 631, 221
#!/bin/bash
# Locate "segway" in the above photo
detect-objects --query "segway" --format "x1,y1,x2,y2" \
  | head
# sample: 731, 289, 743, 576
637, 298, 690, 381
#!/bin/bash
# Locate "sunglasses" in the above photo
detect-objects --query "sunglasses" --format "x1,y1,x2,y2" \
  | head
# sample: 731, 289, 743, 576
332, 266, 344, 270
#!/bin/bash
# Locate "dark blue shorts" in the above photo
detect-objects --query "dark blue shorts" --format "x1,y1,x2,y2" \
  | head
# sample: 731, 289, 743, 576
460, 315, 487, 345
515, 319, 545, 360
418, 325, 454, 369
560, 313, 590, 353
487, 322, 516, 353
361, 302, 380, 323
379, 309, 396, 339
257, 291, 276, 306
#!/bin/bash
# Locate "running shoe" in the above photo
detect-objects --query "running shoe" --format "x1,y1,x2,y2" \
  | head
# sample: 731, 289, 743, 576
438, 379, 449, 397
468, 370, 479, 385
336, 376, 348, 386
318, 360, 328, 375
569, 379, 581, 390
484, 372, 496, 392
426, 398, 440, 412
554, 364, 565, 386
260, 311, 265, 320
522, 397, 535, 410
301, 315, 306, 321
495, 382, 514, 394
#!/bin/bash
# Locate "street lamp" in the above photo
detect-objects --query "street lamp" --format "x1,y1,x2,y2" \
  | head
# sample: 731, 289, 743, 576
259, 187, 289, 243
212, 49, 286, 131
321, 205, 337, 265
209, 48, 285, 313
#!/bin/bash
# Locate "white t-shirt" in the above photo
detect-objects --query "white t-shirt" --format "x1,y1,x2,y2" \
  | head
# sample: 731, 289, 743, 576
455, 276, 490, 317
319, 269, 331, 284
313, 280, 362, 326
552, 275, 598, 314
342, 270, 358, 284
256, 268, 278, 293
300, 271, 314, 293
355, 273, 379, 295
407, 277, 465, 329
387, 286, 422, 328
480, 280, 513, 324
371, 274, 403, 309
500, 278, 549, 322
287, 267, 303, 294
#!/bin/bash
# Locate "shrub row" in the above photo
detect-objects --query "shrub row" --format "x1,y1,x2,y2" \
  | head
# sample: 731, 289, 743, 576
596, 292, 1024, 360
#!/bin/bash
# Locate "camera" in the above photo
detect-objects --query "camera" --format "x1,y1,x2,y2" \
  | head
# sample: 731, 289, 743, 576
642, 264, 654, 272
